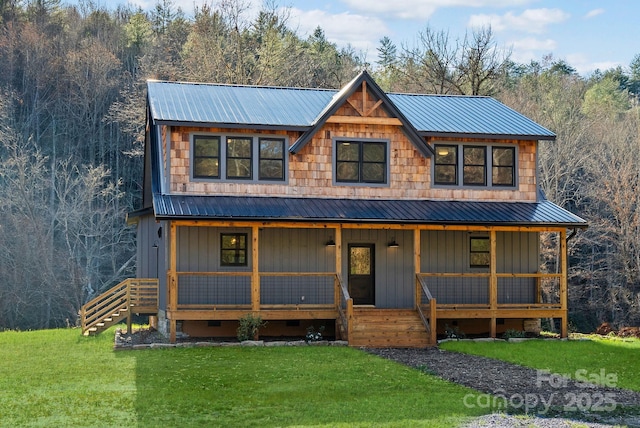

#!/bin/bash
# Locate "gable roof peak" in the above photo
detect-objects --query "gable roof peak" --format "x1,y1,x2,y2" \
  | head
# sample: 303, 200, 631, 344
289, 71, 434, 157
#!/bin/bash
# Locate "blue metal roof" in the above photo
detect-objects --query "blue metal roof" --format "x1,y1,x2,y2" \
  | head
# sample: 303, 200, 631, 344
388, 93, 555, 140
147, 81, 335, 128
147, 79, 555, 140
152, 194, 586, 227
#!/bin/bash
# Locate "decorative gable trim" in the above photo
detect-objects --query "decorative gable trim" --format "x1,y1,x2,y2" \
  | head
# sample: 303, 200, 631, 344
289, 70, 434, 157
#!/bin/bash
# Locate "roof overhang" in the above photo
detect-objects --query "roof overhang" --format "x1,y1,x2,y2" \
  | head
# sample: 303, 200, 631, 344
151, 193, 587, 229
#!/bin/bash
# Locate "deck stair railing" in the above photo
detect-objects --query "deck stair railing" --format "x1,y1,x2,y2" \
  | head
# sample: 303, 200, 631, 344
80, 278, 158, 336
336, 274, 353, 341
415, 275, 437, 344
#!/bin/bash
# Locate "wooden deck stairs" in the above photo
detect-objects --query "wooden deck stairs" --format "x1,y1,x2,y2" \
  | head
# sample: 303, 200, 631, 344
80, 278, 158, 336
348, 308, 431, 348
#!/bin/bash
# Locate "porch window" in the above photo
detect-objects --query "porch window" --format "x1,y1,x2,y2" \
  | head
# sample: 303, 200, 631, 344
221, 233, 248, 266
470, 237, 490, 267
433, 143, 517, 188
259, 138, 285, 180
193, 136, 220, 178
336, 140, 387, 184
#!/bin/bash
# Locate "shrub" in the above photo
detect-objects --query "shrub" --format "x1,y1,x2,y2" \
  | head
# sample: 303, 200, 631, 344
502, 329, 526, 339
237, 314, 267, 341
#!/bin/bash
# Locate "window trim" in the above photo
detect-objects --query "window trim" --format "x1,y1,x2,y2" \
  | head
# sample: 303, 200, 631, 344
432, 142, 518, 189
469, 236, 490, 268
190, 133, 288, 184
220, 233, 248, 267
333, 138, 390, 187
193, 135, 221, 179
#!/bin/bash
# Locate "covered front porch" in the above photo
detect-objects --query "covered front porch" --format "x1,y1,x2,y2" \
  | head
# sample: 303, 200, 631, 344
160, 220, 571, 345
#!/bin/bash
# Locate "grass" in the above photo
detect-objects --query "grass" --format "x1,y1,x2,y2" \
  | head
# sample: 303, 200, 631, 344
441, 336, 640, 392
0, 328, 487, 427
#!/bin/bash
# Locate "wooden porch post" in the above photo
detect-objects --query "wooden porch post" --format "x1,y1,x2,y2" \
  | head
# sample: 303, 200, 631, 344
414, 228, 421, 308
251, 226, 260, 313
334, 226, 342, 307
560, 229, 568, 338
169, 222, 177, 343
489, 230, 497, 338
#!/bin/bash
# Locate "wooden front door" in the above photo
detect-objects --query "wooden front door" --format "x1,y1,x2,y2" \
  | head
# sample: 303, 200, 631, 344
348, 244, 375, 305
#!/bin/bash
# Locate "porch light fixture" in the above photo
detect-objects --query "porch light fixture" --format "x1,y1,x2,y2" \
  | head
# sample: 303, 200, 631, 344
326, 238, 336, 247
388, 238, 399, 248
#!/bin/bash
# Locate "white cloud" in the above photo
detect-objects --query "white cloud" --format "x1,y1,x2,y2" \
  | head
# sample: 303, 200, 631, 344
340, 0, 532, 20
584, 8, 605, 19
566, 53, 620, 75
288, 8, 389, 54
468, 8, 570, 34
508, 37, 557, 63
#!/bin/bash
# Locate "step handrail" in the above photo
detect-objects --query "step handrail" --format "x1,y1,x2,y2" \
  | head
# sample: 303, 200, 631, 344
81, 278, 158, 335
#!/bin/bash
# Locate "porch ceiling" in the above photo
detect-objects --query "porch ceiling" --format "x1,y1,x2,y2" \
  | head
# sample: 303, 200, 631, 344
152, 193, 587, 228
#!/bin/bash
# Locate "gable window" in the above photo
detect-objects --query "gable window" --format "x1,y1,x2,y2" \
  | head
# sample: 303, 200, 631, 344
192, 135, 286, 182
193, 136, 220, 179
433, 143, 517, 188
220, 233, 248, 266
259, 138, 285, 180
470, 237, 490, 268
336, 140, 387, 184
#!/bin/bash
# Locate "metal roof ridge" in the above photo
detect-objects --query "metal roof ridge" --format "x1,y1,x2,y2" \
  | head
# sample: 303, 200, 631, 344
147, 79, 339, 92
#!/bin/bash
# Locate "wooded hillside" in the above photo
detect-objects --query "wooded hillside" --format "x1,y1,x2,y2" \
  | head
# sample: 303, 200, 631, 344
1, 0, 639, 331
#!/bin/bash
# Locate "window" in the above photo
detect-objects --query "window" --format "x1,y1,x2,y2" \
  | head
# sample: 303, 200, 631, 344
492, 147, 515, 186
433, 143, 516, 188
470, 237, 490, 268
259, 138, 285, 180
336, 140, 387, 184
193, 136, 220, 178
220, 233, 248, 266
434, 145, 457, 185
463, 146, 486, 186
226, 137, 252, 179
192, 135, 286, 182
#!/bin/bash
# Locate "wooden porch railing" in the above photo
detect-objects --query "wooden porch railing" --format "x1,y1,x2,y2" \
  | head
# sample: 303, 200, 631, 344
415, 275, 437, 344
336, 274, 352, 341
80, 278, 158, 336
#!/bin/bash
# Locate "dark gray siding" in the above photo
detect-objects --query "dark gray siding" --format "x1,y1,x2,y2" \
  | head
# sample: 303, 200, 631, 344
496, 232, 538, 304
260, 228, 335, 305
176, 226, 252, 305
420, 231, 538, 304
342, 229, 414, 309
137, 216, 167, 309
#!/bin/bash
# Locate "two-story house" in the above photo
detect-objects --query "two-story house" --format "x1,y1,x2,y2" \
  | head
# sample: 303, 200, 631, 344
81, 71, 586, 347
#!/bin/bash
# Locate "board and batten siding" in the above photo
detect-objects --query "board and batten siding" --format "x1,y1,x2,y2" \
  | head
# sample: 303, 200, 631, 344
137, 215, 167, 309
342, 229, 414, 309
420, 231, 538, 305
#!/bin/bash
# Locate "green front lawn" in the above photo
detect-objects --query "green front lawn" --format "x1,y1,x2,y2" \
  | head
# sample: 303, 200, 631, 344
441, 337, 640, 392
0, 329, 486, 427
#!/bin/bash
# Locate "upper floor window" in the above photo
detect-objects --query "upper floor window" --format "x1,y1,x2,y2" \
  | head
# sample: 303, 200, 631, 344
193, 136, 220, 179
433, 143, 516, 188
192, 134, 286, 182
336, 140, 387, 184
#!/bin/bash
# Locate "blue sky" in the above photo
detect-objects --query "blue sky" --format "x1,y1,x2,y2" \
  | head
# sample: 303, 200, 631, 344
79, 0, 636, 76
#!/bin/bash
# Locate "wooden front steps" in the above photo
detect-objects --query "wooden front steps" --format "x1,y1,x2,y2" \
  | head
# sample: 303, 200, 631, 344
80, 278, 158, 336
348, 308, 431, 348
